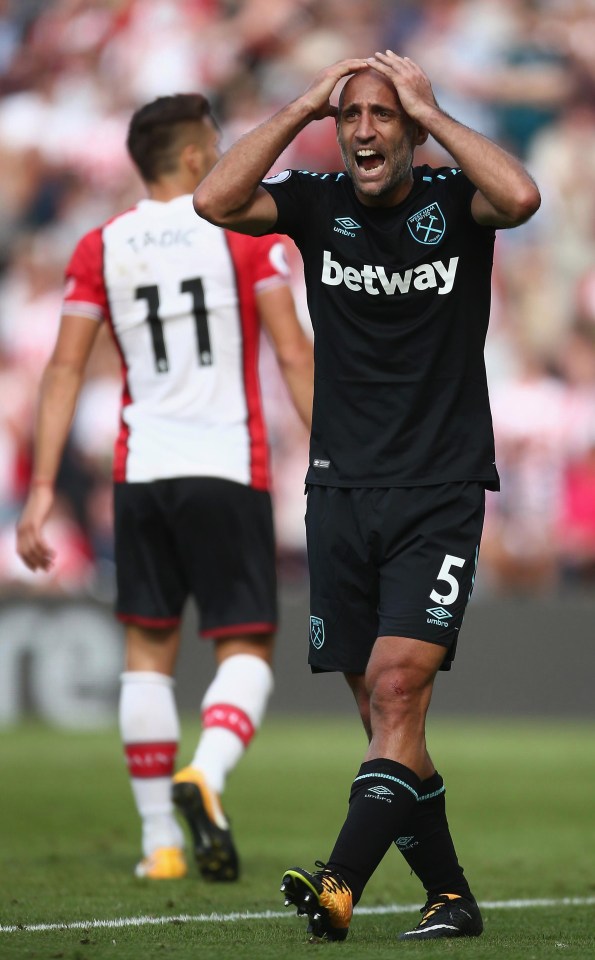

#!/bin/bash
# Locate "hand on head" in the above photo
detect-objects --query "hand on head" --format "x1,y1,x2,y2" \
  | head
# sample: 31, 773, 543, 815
301, 58, 370, 120
366, 51, 438, 123
302, 53, 436, 127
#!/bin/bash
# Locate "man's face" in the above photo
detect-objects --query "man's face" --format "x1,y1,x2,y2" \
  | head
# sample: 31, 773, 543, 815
337, 70, 418, 206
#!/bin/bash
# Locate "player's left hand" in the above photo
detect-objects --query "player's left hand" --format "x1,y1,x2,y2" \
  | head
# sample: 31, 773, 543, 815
368, 51, 439, 124
16, 484, 57, 572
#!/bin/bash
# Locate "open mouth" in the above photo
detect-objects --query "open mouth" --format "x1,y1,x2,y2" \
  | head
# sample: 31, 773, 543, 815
355, 148, 385, 174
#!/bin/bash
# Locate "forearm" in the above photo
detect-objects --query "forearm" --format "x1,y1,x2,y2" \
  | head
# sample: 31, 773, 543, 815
31, 364, 84, 486
367, 52, 540, 226
421, 106, 540, 224
194, 98, 314, 226
195, 56, 369, 229
278, 352, 314, 430
257, 284, 314, 429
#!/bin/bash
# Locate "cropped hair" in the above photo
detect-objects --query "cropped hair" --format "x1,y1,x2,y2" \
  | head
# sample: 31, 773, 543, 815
126, 93, 212, 182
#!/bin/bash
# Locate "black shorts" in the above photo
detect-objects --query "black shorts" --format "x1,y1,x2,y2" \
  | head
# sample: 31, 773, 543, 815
114, 477, 277, 636
305, 482, 485, 674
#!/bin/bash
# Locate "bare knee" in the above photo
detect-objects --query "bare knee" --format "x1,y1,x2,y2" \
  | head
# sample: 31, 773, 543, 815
364, 636, 444, 728
363, 637, 444, 772
368, 666, 430, 724
215, 633, 275, 666
125, 624, 180, 674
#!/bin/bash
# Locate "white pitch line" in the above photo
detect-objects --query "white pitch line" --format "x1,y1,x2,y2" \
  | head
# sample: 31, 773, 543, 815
1, 896, 594, 935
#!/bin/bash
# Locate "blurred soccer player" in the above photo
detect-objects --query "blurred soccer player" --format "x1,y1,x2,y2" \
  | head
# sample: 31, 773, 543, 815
16, 93, 313, 882
193, 53, 540, 937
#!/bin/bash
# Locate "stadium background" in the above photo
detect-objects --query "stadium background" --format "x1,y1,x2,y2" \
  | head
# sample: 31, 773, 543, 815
1, 0, 595, 727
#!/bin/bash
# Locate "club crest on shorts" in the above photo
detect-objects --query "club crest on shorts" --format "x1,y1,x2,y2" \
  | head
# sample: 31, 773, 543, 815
407, 202, 446, 245
309, 615, 325, 649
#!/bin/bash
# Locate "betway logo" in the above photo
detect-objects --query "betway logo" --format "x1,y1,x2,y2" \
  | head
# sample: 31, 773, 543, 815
321, 250, 459, 296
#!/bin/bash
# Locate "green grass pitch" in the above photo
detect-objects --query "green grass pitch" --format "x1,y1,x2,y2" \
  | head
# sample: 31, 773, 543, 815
1, 717, 594, 959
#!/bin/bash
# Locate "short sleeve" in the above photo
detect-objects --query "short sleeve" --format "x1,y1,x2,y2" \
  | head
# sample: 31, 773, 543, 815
260, 169, 307, 243
224, 231, 291, 294
62, 227, 108, 322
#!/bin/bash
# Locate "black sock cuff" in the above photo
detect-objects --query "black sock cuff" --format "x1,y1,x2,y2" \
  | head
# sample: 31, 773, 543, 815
352, 758, 422, 800
418, 771, 445, 802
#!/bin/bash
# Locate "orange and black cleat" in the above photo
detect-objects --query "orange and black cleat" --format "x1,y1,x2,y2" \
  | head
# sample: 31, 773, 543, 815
280, 861, 353, 942
398, 893, 483, 940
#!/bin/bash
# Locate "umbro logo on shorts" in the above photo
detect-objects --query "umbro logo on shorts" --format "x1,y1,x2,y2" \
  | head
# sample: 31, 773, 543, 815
426, 606, 452, 620
426, 606, 452, 628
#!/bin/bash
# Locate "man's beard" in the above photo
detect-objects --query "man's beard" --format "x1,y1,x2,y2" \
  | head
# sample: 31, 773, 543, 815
339, 140, 413, 200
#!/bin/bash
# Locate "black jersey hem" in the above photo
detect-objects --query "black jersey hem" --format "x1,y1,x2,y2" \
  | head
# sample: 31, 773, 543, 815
304, 474, 500, 492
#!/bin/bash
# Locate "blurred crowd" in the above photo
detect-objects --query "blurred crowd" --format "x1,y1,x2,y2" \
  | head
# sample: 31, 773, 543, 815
1, 0, 595, 599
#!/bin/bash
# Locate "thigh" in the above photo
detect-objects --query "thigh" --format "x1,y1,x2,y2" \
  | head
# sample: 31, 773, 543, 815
306, 485, 379, 674
171, 477, 278, 637
377, 482, 485, 670
114, 481, 186, 625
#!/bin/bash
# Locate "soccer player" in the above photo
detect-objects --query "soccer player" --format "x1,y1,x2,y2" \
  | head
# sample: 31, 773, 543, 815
192, 53, 540, 937
16, 93, 313, 882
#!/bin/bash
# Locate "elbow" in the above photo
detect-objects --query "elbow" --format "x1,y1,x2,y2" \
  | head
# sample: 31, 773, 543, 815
193, 185, 225, 226
512, 182, 541, 224
279, 339, 314, 376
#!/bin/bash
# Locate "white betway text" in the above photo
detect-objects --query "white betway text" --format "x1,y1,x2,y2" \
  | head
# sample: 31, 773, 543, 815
321, 250, 459, 296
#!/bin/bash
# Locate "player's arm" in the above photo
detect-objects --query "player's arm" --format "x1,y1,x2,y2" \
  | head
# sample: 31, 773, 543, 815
194, 58, 370, 235
256, 283, 314, 430
370, 51, 541, 228
16, 312, 101, 571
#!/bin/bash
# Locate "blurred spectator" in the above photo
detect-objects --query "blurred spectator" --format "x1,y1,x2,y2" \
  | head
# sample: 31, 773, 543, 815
554, 323, 595, 586
526, 101, 595, 345
557, 438, 595, 587
483, 345, 568, 593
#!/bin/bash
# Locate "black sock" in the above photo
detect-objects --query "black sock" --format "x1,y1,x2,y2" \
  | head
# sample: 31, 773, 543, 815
326, 758, 422, 905
394, 771, 473, 901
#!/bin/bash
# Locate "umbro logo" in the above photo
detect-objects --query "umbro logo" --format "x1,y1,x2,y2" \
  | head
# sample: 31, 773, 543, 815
395, 836, 418, 850
426, 606, 452, 629
426, 606, 452, 620
366, 784, 394, 802
335, 217, 361, 229
333, 217, 361, 238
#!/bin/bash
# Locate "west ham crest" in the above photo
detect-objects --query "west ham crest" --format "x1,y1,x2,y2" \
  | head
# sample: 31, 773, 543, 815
407, 202, 446, 245
309, 615, 325, 650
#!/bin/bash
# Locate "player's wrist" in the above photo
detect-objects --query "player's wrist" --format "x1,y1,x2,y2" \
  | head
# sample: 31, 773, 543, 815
413, 102, 452, 134
291, 92, 329, 125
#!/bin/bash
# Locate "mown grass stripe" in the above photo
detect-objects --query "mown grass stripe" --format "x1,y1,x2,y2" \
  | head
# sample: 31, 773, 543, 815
2, 896, 594, 934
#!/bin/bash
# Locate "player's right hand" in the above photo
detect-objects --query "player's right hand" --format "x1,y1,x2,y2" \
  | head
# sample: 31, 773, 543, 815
16, 484, 57, 571
300, 58, 370, 121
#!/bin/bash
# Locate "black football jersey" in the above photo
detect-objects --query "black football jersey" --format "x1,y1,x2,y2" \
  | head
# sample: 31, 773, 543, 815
261, 165, 500, 490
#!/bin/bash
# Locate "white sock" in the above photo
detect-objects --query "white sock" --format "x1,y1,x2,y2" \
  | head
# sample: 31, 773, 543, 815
190, 654, 274, 794
119, 671, 185, 857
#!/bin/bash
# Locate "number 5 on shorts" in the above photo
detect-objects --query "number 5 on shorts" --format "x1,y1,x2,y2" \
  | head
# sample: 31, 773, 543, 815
429, 554, 465, 605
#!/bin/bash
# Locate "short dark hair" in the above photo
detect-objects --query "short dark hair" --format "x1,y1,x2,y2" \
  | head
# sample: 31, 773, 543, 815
126, 93, 213, 182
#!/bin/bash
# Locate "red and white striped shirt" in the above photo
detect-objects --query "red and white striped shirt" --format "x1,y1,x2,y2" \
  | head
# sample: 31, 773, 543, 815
63, 194, 289, 489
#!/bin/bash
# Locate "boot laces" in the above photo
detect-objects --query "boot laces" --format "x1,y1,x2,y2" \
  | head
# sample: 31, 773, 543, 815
312, 860, 351, 894
420, 894, 459, 921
